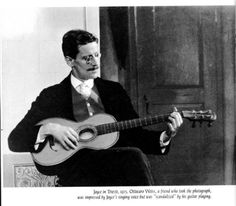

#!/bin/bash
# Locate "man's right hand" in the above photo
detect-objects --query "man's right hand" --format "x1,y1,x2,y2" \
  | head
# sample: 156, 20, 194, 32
42, 123, 79, 150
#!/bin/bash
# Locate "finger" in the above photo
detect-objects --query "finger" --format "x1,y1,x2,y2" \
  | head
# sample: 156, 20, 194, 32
176, 112, 183, 125
68, 128, 79, 141
167, 122, 175, 132
168, 116, 177, 129
173, 106, 178, 112
167, 122, 176, 137
64, 137, 77, 150
175, 114, 182, 127
60, 140, 70, 151
66, 130, 78, 145
170, 112, 183, 127
67, 134, 78, 146
177, 112, 183, 125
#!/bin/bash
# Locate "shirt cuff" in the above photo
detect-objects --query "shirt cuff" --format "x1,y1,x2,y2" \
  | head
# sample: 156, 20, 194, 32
34, 126, 47, 150
160, 131, 172, 153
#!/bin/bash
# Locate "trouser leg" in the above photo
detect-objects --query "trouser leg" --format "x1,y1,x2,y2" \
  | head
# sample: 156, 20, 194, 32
57, 147, 154, 186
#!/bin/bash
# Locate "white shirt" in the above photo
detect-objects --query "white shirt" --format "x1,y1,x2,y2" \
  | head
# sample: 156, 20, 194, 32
70, 74, 94, 91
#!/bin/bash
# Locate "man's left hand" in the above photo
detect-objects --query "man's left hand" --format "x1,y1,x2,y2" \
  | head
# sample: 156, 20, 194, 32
166, 107, 183, 139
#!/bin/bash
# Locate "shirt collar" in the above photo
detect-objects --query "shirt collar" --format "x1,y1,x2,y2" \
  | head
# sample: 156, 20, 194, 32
70, 74, 94, 89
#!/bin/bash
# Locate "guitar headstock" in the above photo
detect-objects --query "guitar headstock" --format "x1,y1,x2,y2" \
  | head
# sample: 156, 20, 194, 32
182, 110, 217, 127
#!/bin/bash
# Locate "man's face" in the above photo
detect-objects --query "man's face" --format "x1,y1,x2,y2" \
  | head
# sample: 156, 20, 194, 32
70, 42, 100, 80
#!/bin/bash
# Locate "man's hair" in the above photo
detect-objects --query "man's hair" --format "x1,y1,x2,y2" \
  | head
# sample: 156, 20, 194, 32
62, 29, 98, 59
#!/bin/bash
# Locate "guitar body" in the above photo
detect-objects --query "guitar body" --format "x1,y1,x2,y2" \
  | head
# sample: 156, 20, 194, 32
32, 113, 119, 175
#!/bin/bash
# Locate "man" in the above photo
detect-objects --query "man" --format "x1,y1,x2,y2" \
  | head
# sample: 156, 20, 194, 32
8, 29, 183, 186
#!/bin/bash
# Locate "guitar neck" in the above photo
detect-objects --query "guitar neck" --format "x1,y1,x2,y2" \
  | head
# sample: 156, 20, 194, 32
96, 113, 174, 135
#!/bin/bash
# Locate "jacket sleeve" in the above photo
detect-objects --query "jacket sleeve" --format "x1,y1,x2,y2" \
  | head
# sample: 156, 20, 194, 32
8, 89, 55, 153
113, 83, 170, 155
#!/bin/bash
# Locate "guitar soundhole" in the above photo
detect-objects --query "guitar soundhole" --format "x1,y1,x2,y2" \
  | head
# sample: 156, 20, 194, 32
78, 126, 97, 142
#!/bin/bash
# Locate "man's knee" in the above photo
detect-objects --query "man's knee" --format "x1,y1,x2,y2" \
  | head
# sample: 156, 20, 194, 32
122, 147, 147, 160
111, 147, 149, 165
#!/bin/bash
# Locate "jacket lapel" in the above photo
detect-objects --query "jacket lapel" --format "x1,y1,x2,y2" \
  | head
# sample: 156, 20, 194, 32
94, 78, 119, 115
57, 74, 75, 121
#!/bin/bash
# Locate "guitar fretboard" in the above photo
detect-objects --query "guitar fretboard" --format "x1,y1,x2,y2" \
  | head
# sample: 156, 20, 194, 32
96, 114, 170, 135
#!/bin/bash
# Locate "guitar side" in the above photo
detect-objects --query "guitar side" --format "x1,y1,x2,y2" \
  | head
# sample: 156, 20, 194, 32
31, 114, 119, 169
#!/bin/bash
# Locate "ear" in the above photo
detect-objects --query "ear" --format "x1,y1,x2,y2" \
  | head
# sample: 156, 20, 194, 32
65, 56, 74, 67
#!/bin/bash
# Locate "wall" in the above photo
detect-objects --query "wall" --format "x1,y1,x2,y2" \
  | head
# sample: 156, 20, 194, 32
1, 7, 99, 186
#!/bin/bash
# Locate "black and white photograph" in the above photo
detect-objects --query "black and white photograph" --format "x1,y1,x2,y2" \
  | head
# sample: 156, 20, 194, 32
1, 1, 235, 206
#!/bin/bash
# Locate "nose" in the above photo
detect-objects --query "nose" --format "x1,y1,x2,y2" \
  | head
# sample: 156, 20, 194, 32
92, 54, 100, 64
88, 55, 99, 66
92, 56, 99, 65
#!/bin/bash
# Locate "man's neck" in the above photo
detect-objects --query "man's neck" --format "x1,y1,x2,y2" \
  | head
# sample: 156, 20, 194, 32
71, 73, 87, 82
70, 73, 94, 89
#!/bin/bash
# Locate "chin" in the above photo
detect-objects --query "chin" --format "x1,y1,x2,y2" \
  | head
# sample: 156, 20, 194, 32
90, 73, 99, 79
85, 75, 96, 80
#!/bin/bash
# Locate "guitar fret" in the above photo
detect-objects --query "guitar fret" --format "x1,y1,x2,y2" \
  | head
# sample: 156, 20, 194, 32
102, 124, 106, 135
129, 120, 132, 128
105, 124, 110, 133
112, 123, 118, 132
124, 121, 127, 129
120, 122, 123, 130
123, 121, 127, 130
132, 120, 135, 128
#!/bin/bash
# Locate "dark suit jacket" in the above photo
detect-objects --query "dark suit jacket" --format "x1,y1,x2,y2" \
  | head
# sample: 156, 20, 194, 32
8, 74, 169, 155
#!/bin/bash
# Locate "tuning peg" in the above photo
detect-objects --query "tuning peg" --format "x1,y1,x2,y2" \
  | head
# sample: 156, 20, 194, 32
192, 121, 196, 128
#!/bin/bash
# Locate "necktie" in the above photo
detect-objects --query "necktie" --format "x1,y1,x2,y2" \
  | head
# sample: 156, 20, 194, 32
76, 83, 92, 100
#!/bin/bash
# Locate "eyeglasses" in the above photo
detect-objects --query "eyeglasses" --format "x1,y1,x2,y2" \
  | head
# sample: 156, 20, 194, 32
80, 52, 101, 65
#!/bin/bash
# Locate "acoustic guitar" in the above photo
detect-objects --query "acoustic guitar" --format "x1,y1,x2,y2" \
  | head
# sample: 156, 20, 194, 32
31, 110, 216, 175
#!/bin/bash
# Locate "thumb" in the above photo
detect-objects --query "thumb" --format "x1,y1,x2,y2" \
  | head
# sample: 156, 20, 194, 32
173, 106, 178, 112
